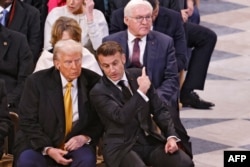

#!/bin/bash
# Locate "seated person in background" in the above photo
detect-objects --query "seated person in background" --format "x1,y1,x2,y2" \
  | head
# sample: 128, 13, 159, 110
34, 16, 102, 75
179, 0, 217, 109
14, 39, 103, 167
109, 0, 187, 80
0, 79, 12, 159
0, 24, 33, 113
146, 0, 216, 109
44, 0, 109, 54
1, 0, 42, 63
90, 41, 194, 167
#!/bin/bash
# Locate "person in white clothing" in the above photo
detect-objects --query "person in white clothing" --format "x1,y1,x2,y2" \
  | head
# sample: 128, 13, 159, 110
36, 16, 102, 75
44, 0, 109, 54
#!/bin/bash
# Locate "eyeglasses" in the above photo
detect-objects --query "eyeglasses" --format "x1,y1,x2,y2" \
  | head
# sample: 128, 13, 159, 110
129, 15, 152, 23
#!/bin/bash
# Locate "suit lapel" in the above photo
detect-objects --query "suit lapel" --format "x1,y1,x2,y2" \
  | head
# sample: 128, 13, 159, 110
125, 70, 148, 129
144, 32, 158, 80
0, 27, 11, 61
76, 73, 88, 125
47, 69, 65, 125
8, 1, 25, 31
118, 32, 132, 68
102, 75, 125, 105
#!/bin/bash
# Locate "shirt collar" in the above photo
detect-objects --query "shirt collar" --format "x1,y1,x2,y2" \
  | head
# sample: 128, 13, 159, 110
60, 73, 77, 88
127, 30, 147, 44
107, 72, 128, 86
0, 5, 12, 13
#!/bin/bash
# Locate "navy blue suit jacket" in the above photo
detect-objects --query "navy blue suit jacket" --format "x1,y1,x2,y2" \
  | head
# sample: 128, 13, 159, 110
103, 30, 179, 107
110, 7, 187, 71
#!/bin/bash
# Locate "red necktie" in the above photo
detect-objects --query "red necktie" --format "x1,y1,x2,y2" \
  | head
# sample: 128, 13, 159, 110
131, 38, 141, 67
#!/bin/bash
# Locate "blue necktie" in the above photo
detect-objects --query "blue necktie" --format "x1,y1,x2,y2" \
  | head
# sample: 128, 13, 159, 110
0, 9, 8, 26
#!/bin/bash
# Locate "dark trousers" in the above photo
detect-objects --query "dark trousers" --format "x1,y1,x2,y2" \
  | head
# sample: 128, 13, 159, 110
120, 142, 194, 167
183, 22, 217, 90
166, 105, 192, 159
16, 145, 96, 167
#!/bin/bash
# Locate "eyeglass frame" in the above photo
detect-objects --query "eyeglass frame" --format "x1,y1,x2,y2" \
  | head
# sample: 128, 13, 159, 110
128, 15, 152, 23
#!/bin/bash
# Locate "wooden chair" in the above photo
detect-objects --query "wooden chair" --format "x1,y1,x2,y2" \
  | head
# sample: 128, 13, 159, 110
0, 111, 19, 166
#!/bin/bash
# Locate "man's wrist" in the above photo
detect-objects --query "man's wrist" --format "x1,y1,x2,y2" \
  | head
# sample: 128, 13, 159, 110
86, 136, 91, 144
42, 147, 52, 155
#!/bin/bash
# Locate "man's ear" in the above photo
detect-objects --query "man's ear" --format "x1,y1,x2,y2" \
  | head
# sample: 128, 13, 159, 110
121, 54, 126, 64
124, 17, 129, 26
53, 60, 60, 70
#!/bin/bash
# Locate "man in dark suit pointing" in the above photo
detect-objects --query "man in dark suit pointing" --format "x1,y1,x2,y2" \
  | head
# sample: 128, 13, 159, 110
90, 41, 194, 167
103, 0, 193, 158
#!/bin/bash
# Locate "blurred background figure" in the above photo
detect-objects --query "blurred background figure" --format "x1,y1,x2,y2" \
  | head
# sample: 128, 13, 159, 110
0, 24, 33, 114
44, 0, 109, 54
0, 0, 42, 63
35, 16, 102, 75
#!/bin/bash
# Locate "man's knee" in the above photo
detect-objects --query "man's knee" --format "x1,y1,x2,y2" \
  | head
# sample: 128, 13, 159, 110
16, 149, 46, 167
150, 147, 194, 167
71, 146, 96, 167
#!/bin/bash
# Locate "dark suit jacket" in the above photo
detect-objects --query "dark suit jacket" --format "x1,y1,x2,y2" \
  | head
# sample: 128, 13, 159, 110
109, 6, 187, 71
0, 79, 12, 155
103, 30, 179, 107
109, 0, 128, 14
22, 0, 49, 49
6, 0, 42, 63
94, 0, 110, 24
0, 25, 34, 111
90, 68, 178, 167
159, 0, 181, 11
13, 67, 103, 159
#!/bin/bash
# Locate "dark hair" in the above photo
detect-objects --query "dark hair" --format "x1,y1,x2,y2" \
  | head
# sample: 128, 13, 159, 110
147, 0, 159, 10
96, 41, 124, 60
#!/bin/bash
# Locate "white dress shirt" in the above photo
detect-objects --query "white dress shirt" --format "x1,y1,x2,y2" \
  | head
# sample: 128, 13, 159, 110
44, 6, 109, 52
61, 75, 79, 122
127, 30, 147, 65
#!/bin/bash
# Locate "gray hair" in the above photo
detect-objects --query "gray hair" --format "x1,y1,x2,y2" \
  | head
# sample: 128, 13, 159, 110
53, 39, 82, 60
124, 0, 153, 17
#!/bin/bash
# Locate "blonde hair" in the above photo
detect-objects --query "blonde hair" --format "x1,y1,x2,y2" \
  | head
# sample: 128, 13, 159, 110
50, 16, 82, 47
